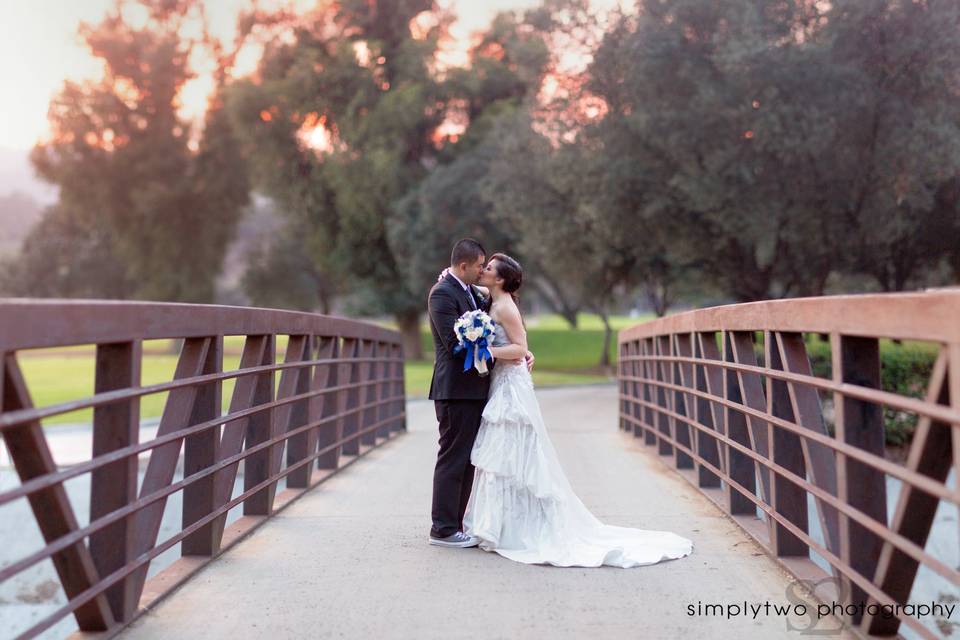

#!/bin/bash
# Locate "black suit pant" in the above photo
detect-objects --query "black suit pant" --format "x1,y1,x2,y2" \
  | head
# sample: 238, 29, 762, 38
430, 399, 486, 538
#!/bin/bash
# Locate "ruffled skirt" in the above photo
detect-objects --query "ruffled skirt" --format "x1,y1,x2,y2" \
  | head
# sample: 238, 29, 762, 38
462, 362, 694, 568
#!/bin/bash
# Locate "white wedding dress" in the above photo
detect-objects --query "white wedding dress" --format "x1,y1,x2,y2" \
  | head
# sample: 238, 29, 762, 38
463, 323, 694, 567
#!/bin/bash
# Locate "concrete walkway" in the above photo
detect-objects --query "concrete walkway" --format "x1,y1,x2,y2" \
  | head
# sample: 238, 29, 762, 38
120, 385, 851, 639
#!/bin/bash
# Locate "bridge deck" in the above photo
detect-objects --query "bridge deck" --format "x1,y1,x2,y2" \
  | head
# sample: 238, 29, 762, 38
118, 386, 850, 639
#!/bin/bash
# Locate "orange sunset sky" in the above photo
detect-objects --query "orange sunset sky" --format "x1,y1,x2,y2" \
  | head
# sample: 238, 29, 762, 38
0, 0, 624, 152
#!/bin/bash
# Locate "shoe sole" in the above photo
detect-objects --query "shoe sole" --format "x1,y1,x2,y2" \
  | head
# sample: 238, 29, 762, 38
428, 537, 479, 548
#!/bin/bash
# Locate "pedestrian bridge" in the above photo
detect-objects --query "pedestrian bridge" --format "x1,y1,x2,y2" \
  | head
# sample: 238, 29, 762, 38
1, 294, 957, 639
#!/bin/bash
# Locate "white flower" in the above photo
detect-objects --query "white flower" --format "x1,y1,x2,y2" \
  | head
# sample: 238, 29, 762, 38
450, 309, 495, 376
453, 309, 494, 356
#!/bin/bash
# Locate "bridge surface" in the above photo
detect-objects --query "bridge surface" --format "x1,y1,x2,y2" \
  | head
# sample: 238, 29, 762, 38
116, 385, 848, 639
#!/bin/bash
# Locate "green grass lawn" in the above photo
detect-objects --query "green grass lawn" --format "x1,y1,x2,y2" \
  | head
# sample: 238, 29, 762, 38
403, 361, 610, 398
406, 312, 649, 396
15, 313, 649, 425
522, 313, 642, 331
416, 312, 647, 371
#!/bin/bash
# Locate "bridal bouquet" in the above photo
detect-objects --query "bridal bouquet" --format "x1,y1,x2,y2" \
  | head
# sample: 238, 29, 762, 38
453, 309, 496, 376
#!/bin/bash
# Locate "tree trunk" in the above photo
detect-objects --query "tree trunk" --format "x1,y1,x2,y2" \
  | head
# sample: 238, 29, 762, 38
644, 277, 672, 317
597, 309, 613, 369
559, 307, 579, 329
313, 271, 336, 316
316, 284, 332, 315
721, 240, 774, 302
396, 309, 424, 361
531, 275, 579, 329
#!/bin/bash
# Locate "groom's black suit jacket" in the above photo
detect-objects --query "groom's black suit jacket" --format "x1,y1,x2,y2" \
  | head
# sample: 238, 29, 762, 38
427, 273, 493, 401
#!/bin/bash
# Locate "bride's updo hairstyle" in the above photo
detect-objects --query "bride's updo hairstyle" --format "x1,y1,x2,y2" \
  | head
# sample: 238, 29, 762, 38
490, 253, 523, 305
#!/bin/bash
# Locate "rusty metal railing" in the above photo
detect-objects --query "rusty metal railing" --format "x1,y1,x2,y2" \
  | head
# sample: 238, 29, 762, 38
0, 299, 406, 638
617, 290, 958, 639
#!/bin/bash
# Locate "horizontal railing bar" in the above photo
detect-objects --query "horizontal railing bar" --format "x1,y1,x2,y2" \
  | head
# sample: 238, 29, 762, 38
0, 402, 403, 583
0, 299, 403, 351
15, 413, 400, 639
616, 290, 960, 344
0, 388, 402, 506
0, 356, 401, 429
619, 377, 957, 504
620, 409, 959, 586
619, 353, 958, 425
621, 417, 938, 640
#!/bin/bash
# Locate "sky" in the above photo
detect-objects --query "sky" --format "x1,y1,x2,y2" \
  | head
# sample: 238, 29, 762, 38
0, 0, 552, 151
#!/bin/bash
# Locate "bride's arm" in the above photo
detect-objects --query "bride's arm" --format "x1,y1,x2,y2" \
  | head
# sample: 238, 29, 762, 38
488, 306, 527, 360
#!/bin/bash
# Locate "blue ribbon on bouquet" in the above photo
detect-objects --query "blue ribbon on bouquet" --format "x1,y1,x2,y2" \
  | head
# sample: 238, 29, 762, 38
454, 336, 492, 373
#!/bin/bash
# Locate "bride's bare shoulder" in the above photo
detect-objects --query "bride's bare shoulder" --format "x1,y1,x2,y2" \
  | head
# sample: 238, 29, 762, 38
491, 298, 522, 326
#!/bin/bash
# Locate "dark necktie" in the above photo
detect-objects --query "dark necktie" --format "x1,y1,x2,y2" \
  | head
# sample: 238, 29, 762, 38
465, 286, 477, 310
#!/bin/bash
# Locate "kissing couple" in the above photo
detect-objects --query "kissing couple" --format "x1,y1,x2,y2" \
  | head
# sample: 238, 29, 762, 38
426, 238, 693, 567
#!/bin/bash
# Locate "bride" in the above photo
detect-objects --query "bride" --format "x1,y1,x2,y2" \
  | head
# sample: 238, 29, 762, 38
461, 252, 693, 568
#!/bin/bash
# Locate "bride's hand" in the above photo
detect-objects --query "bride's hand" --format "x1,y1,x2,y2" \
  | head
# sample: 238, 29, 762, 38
525, 350, 535, 372
437, 267, 449, 282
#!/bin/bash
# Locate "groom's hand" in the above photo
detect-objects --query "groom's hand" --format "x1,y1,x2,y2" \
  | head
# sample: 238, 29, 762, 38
525, 350, 535, 372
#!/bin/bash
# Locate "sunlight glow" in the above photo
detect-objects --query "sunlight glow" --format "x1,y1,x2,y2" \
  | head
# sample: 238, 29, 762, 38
409, 10, 439, 41
0, 0, 628, 151
353, 41, 372, 67
296, 112, 335, 153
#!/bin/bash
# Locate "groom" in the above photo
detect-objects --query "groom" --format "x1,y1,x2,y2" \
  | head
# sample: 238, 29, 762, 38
427, 238, 534, 547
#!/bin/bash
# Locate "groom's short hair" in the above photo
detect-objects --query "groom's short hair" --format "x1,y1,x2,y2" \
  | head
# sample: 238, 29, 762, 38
451, 238, 485, 267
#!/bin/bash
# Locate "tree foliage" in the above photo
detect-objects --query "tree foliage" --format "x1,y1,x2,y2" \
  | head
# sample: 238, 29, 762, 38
16, 0, 250, 301
226, 0, 446, 357
5, 0, 958, 353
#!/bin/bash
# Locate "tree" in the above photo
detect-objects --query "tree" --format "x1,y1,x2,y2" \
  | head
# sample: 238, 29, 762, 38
823, 0, 960, 291
392, 0, 627, 332
930, 178, 960, 283
25, 0, 250, 302
227, 0, 451, 358
241, 204, 340, 313
0, 204, 135, 297
0, 191, 42, 258
387, 6, 553, 318
585, 0, 960, 302
584, 1, 849, 302
483, 109, 644, 367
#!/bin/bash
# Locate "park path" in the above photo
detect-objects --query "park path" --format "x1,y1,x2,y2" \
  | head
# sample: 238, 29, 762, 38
118, 385, 851, 639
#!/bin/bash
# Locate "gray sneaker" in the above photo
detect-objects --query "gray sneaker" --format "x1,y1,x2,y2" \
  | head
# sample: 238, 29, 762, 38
429, 531, 480, 548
